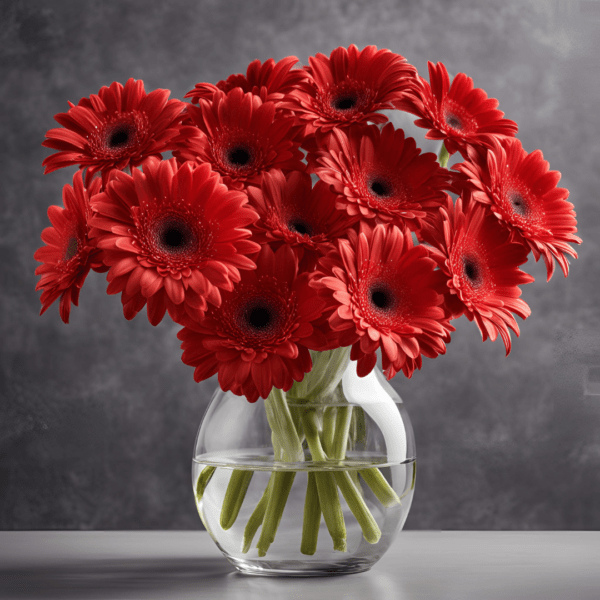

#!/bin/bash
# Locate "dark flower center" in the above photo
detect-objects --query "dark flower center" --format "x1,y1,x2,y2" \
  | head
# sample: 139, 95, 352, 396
288, 219, 312, 236
228, 289, 291, 345
228, 146, 252, 167
509, 193, 528, 216
369, 179, 392, 198
109, 128, 129, 148
154, 216, 198, 256
370, 286, 393, 310
463, 257, 482, 286
445, 114, 463, 131
105, 122, 135, 149
64, 237, 79, 260
332, 95, 357, 111
89, 112, 146, 159
245, 305, 272, 330
162, 227, 184, 248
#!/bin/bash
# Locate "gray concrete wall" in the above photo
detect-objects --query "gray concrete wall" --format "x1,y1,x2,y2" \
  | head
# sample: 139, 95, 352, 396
1, 0, 599, 530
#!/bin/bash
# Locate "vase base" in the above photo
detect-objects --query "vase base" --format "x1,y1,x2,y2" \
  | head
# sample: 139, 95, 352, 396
226, 555, 374, 577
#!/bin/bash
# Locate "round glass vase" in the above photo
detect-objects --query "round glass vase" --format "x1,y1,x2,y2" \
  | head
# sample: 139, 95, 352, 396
192, 349, 416, 577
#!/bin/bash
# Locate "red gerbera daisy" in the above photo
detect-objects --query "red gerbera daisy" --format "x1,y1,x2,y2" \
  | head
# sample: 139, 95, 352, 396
246, 169, 358, 269
178, 244, 328, 403
312, 222, 453, 379
89, 158, 259, 326
310, 123, 450, 230
281, 45, 417, 135
423, 196, 534, 354
184, 56, 308, 106
395, 62, 518, 157
174, 88, 305, 191
34, 171, 105, 323
455, 138, 581, 280
42, 79, 185, 183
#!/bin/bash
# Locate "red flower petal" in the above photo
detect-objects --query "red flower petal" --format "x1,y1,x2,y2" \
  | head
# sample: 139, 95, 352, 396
178, 244, 329, 402
282, 45, 417, 135
454, 138, 581, 281
89, 158, 259, 325
42, 78, 185, 181
34, 171, 103, 323
395, 62, 518, 156
312, 221, 453, 379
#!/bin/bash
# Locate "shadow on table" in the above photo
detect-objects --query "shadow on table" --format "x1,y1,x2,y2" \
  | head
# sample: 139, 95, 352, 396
0, 557, 409, 600
0, 556, 234, 599
221, 570, 406, 600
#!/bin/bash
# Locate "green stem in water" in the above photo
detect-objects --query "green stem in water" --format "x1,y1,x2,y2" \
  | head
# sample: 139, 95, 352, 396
245, 387, 304, 558
301, 409, 347, 552
195, 466, 216, 503
343, 405, 396, 507
326, 405, 381, 544
220, 470, 254, 530
350, 469, 364, 498
359, 468, 401, 508
256, 471, 296, 557
242, 474, 273, 554
314, 472, 346, 552
438, 142, 450, 168
301, 472, 322, 555
334, 471, 381, 544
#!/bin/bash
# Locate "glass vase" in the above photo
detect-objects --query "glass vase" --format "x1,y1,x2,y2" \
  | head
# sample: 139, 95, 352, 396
191, 348, 416, 576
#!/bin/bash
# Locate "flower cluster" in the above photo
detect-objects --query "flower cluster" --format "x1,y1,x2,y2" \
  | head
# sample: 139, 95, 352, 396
36, 46, 580, 402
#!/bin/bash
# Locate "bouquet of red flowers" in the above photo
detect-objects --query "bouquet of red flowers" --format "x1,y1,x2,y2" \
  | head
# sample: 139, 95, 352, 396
36, 46, 580, 565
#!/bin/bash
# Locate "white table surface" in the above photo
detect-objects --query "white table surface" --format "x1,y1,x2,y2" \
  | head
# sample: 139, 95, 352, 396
1, 531, 598, 600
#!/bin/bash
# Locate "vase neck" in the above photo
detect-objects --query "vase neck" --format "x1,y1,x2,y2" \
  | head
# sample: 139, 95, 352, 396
285, 347, 351, 401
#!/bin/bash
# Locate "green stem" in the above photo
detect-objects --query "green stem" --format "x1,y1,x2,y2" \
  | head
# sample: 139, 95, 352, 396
220, 470, 254, 530
330, 405, 353, 460
243, 388, 304, 558
334, 471, 381, 544
314, 472, 346, 552
301, 409, 347, 551
242, 474, 273, 554
288, 346, 351, 399
256, 471, 296, 557
332, 405, 380, 541
350, 470, 363, 497
438, 142, 450, 168
311, 346, 352, 398
349, 406, 367, 447
322, 406, 337, 457
264, 387, 303, 462
359, 468, 401, 508
301, 408, 328, 462
344, 404, 397, 507
325, 404, 381, 544
301, 472, 322, 555
195, 466, 216, 503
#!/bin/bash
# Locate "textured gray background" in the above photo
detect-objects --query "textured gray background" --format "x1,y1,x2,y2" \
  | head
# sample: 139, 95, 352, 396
1, 0, 599, 530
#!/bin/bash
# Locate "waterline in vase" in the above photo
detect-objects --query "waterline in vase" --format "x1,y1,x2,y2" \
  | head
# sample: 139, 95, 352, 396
193, 455, 416, 575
